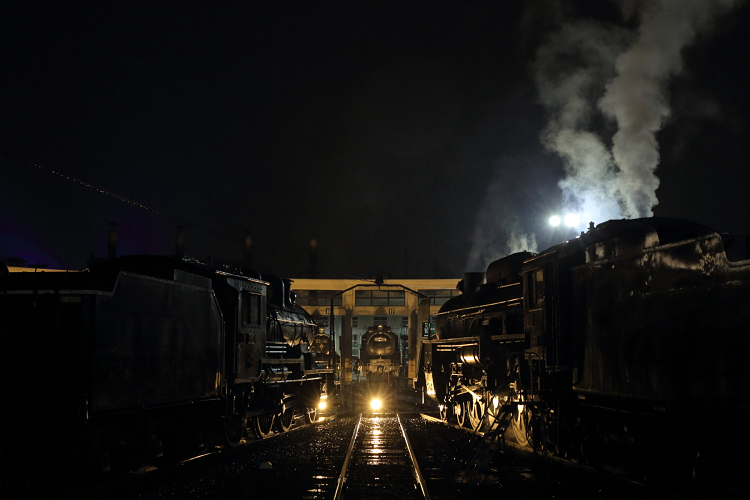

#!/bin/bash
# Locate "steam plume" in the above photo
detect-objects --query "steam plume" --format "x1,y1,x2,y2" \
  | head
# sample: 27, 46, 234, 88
537, 0, 741, 225
466, 0, 740, 273
465, 158, 539, 271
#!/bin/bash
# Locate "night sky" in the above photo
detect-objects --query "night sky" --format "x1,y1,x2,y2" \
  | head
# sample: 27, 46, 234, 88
2, 1, 749, 278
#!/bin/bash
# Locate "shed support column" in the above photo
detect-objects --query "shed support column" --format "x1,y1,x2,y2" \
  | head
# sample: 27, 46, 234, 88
342, 308, 353, 383
414, 298, 431, 388
408, 309, 418, 381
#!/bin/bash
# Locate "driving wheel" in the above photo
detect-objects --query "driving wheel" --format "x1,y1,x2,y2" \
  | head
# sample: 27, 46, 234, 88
253, 414, 275, 439
275, 408, 294, 432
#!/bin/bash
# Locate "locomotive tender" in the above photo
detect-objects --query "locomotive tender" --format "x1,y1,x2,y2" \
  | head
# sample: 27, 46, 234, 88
0, 255, 334, 472
418, 217, 750, 489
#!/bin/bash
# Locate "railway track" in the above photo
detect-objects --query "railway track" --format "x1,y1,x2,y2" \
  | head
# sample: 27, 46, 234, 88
415, 410, 711, 500
332, 414, 430, 500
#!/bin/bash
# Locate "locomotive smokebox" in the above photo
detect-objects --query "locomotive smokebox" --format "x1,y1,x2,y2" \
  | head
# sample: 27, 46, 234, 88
459, 272, 486, 296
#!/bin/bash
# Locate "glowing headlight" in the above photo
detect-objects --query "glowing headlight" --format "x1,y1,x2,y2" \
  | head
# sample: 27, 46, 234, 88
319, 401, 327, 410
549, 215, 561, 227
370, 399, 382, 410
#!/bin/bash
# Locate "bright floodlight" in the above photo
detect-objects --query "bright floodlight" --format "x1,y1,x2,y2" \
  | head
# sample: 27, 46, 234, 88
564, 214, 579, 227
549, 215, 561, 227
370, 398, 382, 410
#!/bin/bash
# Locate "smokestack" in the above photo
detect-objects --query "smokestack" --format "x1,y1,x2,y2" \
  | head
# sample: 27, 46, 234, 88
175, 225, 186, 257
460, 272, 486, 296
107, 222, 119, 260
244, 229, 253, 269
309, 233, 318, 278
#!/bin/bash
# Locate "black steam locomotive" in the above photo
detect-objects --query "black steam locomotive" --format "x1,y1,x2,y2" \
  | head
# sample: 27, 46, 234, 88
310, 329, 336, 368
0, 255, 335, 473
417, 217, 750, 491
360, 324, 401, 382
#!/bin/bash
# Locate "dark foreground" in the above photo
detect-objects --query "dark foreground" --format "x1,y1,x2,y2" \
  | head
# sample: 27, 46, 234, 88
2, 411, 712, 500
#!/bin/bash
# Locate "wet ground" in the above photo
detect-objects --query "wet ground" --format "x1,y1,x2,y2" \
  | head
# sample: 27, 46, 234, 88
3, 384, 742, 499
1, 413, 699, 500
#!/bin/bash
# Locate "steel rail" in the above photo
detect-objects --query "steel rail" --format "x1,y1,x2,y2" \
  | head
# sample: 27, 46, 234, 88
332, 414, 363, 500
398, 413, 432, 500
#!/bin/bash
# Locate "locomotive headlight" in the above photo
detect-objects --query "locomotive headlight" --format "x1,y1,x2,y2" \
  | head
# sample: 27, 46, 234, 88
319, 400, 327, 410
371, 399, 382, 410
549, 215, 561, 227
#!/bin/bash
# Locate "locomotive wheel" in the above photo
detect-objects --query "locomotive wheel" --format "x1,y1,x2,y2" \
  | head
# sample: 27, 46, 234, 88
305, 405, 318, 424
276, 408, 294, 433
469, 400, 485, 432
455, 401, 467, 427
253, 414, 275, 439
439, 405, 448, 421
510, 408, 530, 447
223, 412, 247, 448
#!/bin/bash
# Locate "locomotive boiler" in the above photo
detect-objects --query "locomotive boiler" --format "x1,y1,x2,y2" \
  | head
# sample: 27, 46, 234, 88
417, 217, 750, 493
360, 325, 401, 382
0, 255, 334, 474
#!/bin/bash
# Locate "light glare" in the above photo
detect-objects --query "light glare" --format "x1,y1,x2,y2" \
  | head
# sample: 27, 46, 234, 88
370, 399, 382, 410
564, 214, 579, 227
549, 215, 561, 227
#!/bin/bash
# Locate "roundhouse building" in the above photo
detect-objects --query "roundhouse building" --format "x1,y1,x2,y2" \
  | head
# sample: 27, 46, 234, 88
291, 278, 460, 383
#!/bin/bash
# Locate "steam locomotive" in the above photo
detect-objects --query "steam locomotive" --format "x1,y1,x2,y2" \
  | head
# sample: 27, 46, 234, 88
0, 255, 335, 473
417, 217, 750, 492
360, 325, 401, 382
310, 329, 336, 368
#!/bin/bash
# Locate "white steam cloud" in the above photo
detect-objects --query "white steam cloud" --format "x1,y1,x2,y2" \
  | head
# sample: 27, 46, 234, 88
466, 0, 740, 273
537, 0, 741, 227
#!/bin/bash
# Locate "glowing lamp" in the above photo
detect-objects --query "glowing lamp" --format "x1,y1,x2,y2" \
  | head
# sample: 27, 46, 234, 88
370, 399, 382, 410
549, 215, 561, 227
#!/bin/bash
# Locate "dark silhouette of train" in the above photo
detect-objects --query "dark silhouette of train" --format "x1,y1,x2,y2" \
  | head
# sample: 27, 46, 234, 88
417, 217, 750, 493
309, 328, 338, 370
360, 324, 401, 382
0, 255, 335, 474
